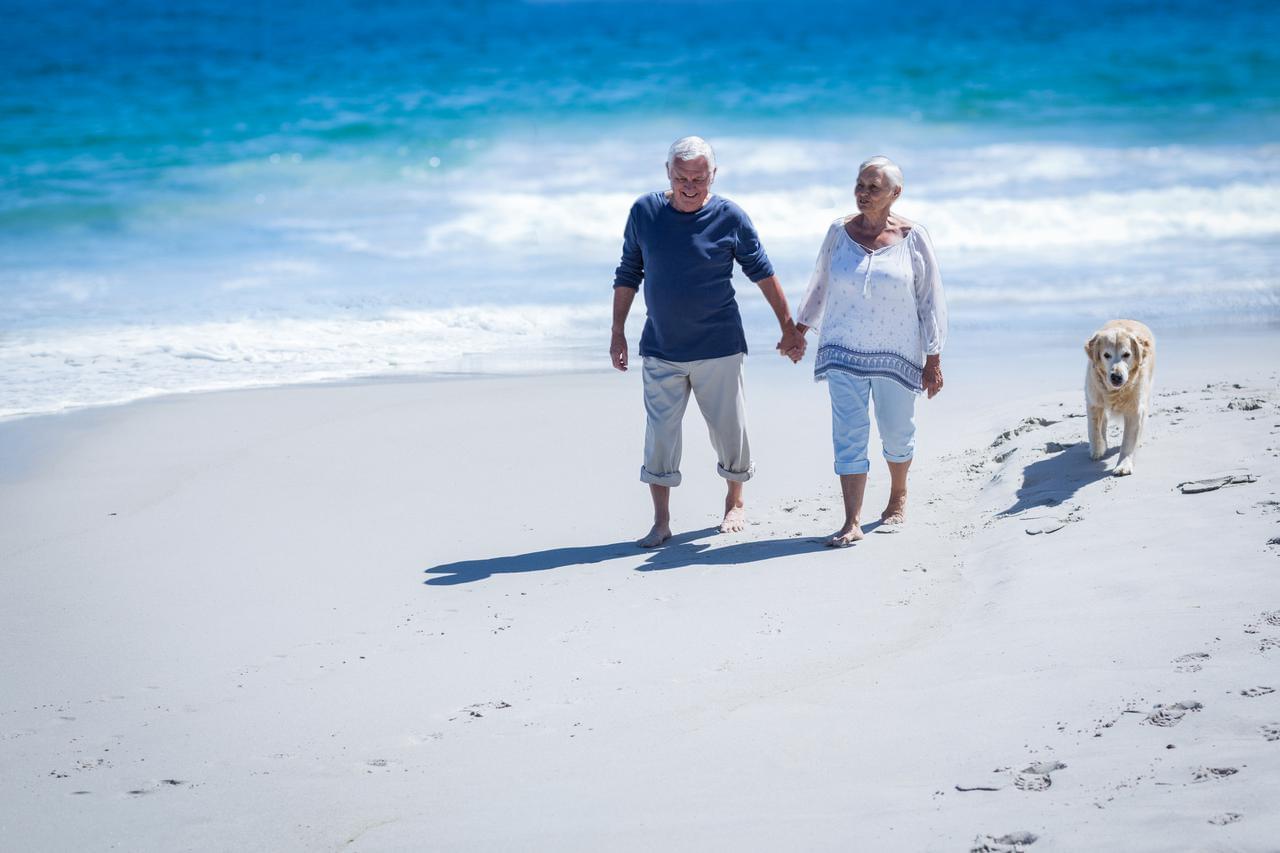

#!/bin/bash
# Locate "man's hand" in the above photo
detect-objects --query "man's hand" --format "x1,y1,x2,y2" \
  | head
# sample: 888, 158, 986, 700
923, 354, 943, 399
776, 323, 806, 364
610, 330, 629, 371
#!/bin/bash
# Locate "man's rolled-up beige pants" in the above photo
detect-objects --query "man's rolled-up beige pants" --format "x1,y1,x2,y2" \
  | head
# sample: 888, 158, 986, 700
640, 353, 754, 487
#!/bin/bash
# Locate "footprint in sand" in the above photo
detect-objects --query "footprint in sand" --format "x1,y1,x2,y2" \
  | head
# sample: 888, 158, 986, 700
1142, 701, 1203, 727
1261, 638, 1280, 653
1023, 517, 1066, 535
1263, 610, 1280, 626
1013, 760, 1066, 791
1241, 686, 1275, 697
1261, 724, 1280, 742
1173, 652, 1210, 673
126, 780, 186, 796
1192, 766, 1239, 782
990, 416, 1059, 448
451, 701, 512, 722
1208, 812, 1243, 826
971, 831, 1038, 853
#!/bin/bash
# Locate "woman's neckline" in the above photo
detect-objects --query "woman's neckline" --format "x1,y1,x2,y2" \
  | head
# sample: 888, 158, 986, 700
842, 216, 913, 254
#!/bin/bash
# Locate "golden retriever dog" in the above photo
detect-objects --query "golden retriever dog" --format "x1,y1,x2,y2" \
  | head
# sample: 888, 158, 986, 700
1084, 319, 1155, 476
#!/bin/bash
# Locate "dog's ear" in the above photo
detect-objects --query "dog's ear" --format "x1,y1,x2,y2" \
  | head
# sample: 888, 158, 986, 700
1135, 331, 1153, 364
1084, 333, 1100, 360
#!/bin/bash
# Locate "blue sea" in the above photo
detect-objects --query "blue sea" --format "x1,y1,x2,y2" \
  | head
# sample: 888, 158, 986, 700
2, 0, 1278, 418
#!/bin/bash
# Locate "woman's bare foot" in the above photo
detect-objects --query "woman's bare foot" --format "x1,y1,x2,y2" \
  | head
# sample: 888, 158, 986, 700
719, 505, 746, 534
637, 523, 672, 548
880, 492, 907, 525
826, 521, 864, 547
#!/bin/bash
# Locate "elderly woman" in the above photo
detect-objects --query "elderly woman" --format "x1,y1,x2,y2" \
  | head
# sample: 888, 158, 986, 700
795, 156, 947, 546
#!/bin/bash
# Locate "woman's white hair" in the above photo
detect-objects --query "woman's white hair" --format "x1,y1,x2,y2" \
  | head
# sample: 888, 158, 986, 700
667, 136, 716, 171
859, 155, 904, 190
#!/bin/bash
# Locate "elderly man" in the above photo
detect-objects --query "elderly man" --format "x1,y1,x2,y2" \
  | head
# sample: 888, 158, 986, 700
611, 136, 805, 548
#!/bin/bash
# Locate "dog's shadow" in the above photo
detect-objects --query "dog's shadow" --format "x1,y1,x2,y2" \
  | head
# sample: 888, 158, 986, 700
999, 442, 1117, 516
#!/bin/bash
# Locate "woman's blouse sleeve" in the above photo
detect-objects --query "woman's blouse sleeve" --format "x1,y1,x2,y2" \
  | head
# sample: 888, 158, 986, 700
795, 221, 842, 330
910, 225, 948, 356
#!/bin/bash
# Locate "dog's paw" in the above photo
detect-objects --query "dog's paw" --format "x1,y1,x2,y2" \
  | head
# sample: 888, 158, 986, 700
1089, 446, 1106, 461
1113, 458, 1134, 476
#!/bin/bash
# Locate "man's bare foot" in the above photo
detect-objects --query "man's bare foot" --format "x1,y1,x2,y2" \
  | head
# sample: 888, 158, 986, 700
826, 522, 864, 547
719, 505, 746, 534
637, 523, 672, 548
880, 493, 907, 525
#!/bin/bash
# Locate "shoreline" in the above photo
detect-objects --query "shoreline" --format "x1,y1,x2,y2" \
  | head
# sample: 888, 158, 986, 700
3, 321, 1277, 428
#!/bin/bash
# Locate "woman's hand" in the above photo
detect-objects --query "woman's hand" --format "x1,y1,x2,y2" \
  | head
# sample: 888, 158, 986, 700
777, 321, 806, 363
923, 354, 943, 398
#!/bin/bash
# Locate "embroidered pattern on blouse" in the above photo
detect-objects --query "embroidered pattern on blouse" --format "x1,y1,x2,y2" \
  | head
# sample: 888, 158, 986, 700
796, 218, 947, 396
814, 344, 923, 392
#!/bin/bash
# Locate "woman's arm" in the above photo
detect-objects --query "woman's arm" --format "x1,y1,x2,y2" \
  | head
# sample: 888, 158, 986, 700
911, 227, 947, 398
910, 226, 947, 358
795, 221, 842, 335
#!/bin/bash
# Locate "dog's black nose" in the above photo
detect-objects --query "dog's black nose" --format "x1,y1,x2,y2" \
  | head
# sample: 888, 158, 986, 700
1110, 374, 1123, 386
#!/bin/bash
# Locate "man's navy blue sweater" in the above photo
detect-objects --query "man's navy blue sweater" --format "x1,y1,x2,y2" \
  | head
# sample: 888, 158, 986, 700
614, 192, 775, 362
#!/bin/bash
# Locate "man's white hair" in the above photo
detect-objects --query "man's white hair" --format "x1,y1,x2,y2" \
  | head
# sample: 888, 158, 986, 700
667, 136, 716, 171
859, 155, 904, 190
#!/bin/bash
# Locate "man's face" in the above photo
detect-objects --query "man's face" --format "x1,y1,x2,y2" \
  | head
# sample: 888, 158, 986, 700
667, 156, 715, 212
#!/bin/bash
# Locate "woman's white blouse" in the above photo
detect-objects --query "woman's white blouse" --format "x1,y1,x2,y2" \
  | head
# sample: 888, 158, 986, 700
795, 219, 948, 393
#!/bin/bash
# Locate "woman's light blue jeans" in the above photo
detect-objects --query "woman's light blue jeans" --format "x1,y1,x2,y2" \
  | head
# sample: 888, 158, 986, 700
827, 371, 917, 475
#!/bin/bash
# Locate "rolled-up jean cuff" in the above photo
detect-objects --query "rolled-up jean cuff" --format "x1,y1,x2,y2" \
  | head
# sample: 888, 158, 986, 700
883, 450, 914, 463
834, 460, 871, 476
640, 466, 682, 487
717, 462, 755, 483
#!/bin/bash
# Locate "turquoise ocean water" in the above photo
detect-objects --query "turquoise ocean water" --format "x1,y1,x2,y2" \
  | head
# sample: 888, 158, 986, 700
2, 0, 1278, 418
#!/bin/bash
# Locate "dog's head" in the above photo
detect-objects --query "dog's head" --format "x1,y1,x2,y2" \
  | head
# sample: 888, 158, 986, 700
1085, 326, 1151, 391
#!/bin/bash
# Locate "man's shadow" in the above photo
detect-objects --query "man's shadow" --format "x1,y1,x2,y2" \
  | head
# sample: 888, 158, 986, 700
424, 527, 831, 585
999, 442, 1116, 516
636, 533, 828, 572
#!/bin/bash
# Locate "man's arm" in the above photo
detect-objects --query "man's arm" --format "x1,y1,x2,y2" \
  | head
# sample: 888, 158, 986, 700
754, 275, 805, 363
610, 286, 636, 371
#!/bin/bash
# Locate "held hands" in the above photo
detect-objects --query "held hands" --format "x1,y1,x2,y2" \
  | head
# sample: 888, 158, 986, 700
923, 354, 944, 398
610, 330, 628, 371
776, 323, 807, 364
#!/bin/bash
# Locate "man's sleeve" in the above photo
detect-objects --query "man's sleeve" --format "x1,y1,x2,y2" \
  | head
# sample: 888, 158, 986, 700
732, 206, 775, 282
613, 203, 644, 289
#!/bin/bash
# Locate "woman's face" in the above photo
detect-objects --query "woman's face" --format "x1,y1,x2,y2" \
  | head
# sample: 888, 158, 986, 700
854, 167, 901, 217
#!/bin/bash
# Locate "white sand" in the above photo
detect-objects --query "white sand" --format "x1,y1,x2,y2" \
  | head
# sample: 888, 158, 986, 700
2, 331, 1279, 852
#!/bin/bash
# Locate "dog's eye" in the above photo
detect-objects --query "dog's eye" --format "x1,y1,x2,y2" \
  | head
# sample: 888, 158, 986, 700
1103, 352, 1112, 359
1122, 352, 1130, 359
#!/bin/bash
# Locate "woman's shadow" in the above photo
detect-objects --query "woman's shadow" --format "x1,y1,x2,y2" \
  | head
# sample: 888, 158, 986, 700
423, 527, 830, 585
999, 441, 1115, 516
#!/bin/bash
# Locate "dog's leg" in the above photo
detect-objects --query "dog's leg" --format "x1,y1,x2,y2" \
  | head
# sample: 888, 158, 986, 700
1088, 405, 1107, 460
1114, 410, 1140, 476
